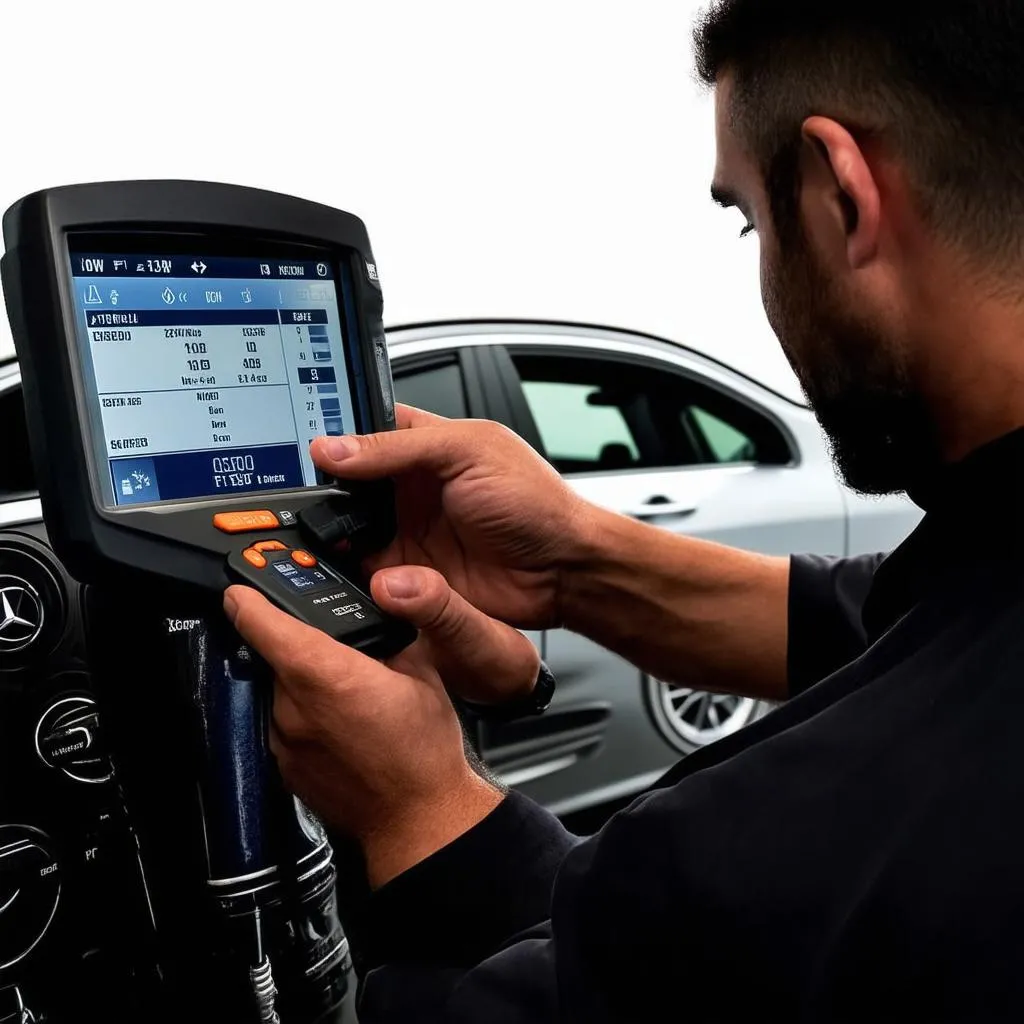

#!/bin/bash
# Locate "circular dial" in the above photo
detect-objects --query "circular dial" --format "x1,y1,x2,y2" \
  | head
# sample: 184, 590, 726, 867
0, 541, 67, 671
35, 696, 113, 785
0, 825, 60, 971
0, 576, 44, 655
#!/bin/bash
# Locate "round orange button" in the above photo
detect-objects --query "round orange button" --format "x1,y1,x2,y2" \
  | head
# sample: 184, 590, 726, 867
243, 548, 268, 569
291, 550, 317, 568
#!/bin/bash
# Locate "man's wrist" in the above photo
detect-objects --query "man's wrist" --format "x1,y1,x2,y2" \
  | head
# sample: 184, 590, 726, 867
557, 504, 638, 634
360, 770, 504, 889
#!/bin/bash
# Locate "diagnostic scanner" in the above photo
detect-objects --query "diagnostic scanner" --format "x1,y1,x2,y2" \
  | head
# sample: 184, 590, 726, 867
1, 180, 416, 659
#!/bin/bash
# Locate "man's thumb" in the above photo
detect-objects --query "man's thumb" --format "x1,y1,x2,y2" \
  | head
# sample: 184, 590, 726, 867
310, 425, 462, 481
371, 566, 463, 633
370, 566, 539, 703
224, 584, 330, 672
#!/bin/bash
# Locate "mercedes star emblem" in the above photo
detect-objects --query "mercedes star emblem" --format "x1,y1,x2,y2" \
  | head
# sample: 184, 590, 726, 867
0, 580, 44, 651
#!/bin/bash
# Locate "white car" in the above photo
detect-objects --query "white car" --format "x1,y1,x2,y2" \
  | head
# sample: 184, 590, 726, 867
385, 321, 922, 820
0, 321, 921, 822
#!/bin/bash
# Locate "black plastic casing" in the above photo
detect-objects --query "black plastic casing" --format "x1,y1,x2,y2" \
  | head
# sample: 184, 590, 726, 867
1, 181, 406, 652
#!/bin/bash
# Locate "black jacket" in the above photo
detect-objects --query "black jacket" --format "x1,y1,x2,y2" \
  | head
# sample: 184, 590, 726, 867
349, 429, 1024, 1023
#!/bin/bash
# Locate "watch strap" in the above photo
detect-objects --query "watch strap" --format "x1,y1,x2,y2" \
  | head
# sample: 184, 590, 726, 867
461, 661, 556, 723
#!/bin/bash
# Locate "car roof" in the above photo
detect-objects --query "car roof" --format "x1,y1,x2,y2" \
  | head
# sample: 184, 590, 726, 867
386, 319, 809, 409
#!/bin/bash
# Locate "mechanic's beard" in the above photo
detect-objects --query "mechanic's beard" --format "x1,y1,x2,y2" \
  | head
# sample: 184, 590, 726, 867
764, 244, 941, 496
804, 362, 937, 496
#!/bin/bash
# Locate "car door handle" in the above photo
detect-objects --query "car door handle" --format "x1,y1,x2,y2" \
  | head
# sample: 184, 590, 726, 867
625, 496, 698, 520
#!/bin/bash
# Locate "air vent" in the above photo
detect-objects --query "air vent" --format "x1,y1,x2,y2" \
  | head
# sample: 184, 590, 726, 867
0, 539, 67, 671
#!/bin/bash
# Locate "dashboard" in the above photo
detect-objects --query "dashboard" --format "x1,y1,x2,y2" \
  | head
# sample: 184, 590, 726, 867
0, 383, 272, 1020
0, 497, 336, 1022
0, 514, 163, 1021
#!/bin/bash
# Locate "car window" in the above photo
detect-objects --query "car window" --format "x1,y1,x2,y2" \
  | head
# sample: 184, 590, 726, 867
510, 351, 790, 475
392, 358, 468, 420
519, 381, 640, 467
689, 406, 757, 463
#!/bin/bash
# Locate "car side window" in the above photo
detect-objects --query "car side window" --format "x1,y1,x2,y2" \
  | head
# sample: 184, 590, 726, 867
518, 381, 641, 470
510, 351, 790, 475
688, 406, 758, 463
392, 357, 468, 420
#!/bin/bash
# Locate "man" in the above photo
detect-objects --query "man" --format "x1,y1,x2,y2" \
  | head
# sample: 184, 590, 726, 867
226, 2, 1024, 1020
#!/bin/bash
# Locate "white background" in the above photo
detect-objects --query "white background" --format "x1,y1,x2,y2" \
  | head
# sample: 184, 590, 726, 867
0, 0, 801, 401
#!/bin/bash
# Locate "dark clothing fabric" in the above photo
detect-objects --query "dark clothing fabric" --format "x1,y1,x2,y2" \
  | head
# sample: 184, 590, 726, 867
787, 551, 885, 696
354, 429, 1024, 1023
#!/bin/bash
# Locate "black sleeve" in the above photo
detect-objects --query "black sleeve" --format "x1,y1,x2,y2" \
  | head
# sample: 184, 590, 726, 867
353, 778, 720, 1023
787, 553, 886, 697
354, 790, 579, 1022
354, 786, 687, 1024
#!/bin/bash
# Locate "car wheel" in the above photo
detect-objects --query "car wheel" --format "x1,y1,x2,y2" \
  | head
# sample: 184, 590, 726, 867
643, 677, 768, 754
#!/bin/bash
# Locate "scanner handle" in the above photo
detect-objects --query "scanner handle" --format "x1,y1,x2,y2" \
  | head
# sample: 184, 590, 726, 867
226, 539, 415, 659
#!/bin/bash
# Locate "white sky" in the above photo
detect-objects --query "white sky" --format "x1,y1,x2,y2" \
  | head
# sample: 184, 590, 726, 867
0, 0, 802, 401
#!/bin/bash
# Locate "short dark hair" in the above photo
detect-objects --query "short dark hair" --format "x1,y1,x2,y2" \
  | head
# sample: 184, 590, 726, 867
694, 1, 1024, 260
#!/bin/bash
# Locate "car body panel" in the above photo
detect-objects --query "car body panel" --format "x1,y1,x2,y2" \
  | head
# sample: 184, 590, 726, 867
841, 486, 923, 554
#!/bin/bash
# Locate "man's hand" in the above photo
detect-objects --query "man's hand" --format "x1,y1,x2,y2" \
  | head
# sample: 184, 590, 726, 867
310, 404, 793, 704
369, 564, 543, 706
224, 565, 540, 886
311, 405, 595, 631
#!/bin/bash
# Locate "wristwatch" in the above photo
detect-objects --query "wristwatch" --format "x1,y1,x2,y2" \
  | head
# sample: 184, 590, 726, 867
460, 661, 557, 722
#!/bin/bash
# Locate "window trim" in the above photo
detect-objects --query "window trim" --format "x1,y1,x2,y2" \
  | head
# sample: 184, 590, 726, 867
390, 349, 489, 422
480, 345, 545, 454
500, 344, 799, 476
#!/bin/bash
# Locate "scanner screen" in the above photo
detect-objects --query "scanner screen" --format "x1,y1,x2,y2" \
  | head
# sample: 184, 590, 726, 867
67, 242, 360, 507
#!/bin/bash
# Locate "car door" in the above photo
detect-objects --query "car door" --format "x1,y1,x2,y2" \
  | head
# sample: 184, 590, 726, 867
504, 345, 846, 555
390, 343, 644, 809
491, 341, 849, 814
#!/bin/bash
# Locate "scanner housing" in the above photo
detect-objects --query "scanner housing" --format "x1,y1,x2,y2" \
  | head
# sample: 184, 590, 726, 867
2, 181, 412, 655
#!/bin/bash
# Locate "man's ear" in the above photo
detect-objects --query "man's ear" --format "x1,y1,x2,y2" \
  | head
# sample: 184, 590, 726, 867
800, 115, 881, 270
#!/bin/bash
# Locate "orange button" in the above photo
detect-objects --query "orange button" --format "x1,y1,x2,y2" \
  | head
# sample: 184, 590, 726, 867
253, 540, 288, 553
242, 548, 268, 569
213, 510, 280, 534
291, 550, 317, 568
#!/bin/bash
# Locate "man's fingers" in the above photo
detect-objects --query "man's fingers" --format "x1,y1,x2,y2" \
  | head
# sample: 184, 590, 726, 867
371, 565, 461, 632
309, 411, 490, 482
224, 585, 343, 677
371, 566, 540, 702
395, 403, 448, 429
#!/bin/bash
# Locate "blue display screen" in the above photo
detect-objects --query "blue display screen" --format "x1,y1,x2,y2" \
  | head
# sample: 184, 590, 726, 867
68, 245, 358, 508
270, 559, 334, 593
